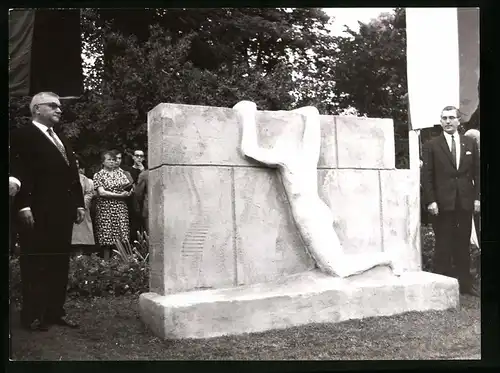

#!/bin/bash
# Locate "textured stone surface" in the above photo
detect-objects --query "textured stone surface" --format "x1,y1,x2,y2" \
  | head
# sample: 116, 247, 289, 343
317, 169, 382, 255
139, 269, 459, 339
148, 104, 392, 169
318, 115, 338, 168
148, 167, 166, 295
380, 170, 422, 272
148, 103, 306, 168
233, 167, 315, 286
150, 165, 236, 294
144, 102, 455, 341
335, 116, 395, 169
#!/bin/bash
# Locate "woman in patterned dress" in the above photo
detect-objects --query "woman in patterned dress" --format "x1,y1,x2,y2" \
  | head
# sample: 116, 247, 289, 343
93, 150, 133, 258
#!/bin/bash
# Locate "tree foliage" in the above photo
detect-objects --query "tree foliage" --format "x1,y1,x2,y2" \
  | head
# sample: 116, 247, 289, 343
329, 8, 409, 167
9, 8, 412, 170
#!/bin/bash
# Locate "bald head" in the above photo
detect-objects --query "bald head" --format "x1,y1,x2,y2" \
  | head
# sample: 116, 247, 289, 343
30, 92, 60, 112
29, 92, 62, 127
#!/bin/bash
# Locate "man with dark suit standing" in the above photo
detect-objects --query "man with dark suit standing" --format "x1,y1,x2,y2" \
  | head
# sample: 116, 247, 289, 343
421, 105, 480, 297
133, 169, 149, 233
10, 92, 85, 331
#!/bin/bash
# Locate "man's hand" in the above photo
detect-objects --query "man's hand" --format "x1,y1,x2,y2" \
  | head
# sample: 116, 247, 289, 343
75, 208, 85, 224
474, 200, 480, 214
18, 209, 34, 229
427, 202, 439, 216
9, 179, 20, 197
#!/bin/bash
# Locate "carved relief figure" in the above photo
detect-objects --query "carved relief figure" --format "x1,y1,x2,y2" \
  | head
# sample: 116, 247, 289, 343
233, 100, 401, 278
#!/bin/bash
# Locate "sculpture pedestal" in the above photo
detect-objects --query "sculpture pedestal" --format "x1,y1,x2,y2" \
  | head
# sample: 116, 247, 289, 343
139, 268, 458, 340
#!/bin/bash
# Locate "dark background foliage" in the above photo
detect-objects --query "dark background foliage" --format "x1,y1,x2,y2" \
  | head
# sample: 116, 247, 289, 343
10, 8, 416, 172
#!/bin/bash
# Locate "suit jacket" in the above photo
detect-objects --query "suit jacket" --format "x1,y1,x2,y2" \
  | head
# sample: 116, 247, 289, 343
133, 170, 148, 221
123, 164, 145, 184
421, 133, 480, 212
10, 123, 84, 252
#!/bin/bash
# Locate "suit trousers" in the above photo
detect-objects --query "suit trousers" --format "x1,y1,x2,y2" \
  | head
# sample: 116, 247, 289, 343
19, 252, 70, 323
18, 218, 73, 323
431, 207, 473, 290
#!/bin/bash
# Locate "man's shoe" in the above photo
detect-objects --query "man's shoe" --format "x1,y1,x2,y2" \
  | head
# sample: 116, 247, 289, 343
460, 285, 480, 297
50, 317, 79, 329
21, 319, 50, 332
36, 319, 50, 332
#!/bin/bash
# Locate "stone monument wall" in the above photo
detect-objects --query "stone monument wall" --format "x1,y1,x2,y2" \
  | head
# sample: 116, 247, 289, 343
148, 103, 421, 295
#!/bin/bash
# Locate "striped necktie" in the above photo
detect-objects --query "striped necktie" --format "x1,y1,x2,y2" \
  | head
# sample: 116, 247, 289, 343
47, 128, 69, 165
451, 134, 457, 169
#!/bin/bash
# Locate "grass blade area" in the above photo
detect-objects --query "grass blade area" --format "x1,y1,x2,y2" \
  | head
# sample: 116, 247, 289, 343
9, 294, 480, 360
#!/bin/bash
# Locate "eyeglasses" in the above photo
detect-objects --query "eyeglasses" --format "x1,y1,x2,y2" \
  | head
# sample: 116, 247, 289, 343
441, 116, 457, 121
134, 154, 144, 157
38, 103, 62, 110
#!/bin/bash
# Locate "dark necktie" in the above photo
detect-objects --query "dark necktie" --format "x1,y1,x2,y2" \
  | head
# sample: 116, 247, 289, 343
47, 128, 69, 165
451, 134, 457, 169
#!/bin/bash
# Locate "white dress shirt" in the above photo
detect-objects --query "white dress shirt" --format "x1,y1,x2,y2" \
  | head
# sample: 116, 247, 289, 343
32, 120, 65, 149
443, 131, 460, 169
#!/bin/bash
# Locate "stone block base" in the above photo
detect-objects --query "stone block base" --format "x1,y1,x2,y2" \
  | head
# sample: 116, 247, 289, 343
139, 268, 459, 339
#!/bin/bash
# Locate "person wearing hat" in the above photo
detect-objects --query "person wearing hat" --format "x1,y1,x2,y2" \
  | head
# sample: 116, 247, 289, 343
10, 91, 85, 331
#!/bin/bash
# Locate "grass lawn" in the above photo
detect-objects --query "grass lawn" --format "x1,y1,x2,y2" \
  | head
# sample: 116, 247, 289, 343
9, 294, 480, 361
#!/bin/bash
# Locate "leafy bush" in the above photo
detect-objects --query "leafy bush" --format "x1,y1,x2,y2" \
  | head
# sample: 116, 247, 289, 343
9, 253, 149, 304
114, 231, 149, 264
420, 224, 435, 272
67, 254, 149, 297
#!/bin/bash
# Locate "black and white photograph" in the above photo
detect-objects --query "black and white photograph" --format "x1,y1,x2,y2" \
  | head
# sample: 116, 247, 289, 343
8, 7, 482, 361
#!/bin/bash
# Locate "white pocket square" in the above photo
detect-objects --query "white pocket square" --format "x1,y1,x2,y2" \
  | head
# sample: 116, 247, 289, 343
466, 151, 472, 155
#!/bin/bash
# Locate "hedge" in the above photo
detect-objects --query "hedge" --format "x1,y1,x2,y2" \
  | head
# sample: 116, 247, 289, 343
9, 226, 481, 304
9, 254, 149, 305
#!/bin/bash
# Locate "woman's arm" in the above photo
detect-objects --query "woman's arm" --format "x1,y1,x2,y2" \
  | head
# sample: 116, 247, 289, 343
96, 186, 130, 199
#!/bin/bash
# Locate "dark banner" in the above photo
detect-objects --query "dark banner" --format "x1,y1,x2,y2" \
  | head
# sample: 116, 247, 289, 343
9, 9, 83, 98
457, 7, 480, 124
9, 10, 35, 97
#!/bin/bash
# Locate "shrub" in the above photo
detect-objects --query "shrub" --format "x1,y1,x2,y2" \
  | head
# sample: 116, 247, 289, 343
9, 256, 22, 305
420, 224, 436, 272
9, 253, 150, 305
114, 231, 149, 264
67, 254, 149, 297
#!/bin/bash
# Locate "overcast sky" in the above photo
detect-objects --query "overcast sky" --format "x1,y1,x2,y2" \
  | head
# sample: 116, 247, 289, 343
322, 8, 395, 36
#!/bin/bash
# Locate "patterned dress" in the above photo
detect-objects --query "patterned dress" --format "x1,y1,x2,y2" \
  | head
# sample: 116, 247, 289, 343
93, 168, 130, 246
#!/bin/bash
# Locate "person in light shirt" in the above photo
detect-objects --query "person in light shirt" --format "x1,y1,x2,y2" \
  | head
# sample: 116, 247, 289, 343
464, 128, 480, 249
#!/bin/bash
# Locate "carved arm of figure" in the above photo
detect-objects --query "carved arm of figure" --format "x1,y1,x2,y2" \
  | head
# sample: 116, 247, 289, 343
233, 100, 401, 278
234, 101, 287, 167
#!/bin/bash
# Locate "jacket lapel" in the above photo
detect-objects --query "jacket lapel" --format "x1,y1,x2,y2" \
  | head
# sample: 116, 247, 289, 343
458, 136, 468, 171
437, 134, 456, 169
29, 124, 70, 167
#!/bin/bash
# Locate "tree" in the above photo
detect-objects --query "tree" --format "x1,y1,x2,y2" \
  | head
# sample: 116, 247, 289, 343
59, 8, 334, 171
329, 8, 410, 168
9, 8, 349, 171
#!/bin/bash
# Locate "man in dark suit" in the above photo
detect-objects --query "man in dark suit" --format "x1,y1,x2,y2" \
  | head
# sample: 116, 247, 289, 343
133, 169, 149, 233
9, 156, 23, 254
421, 105, 480, 297
10, 92, 85, 331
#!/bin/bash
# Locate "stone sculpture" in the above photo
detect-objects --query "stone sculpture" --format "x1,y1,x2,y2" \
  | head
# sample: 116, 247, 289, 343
233, 100, 401, 278
139, 101, 459, 340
